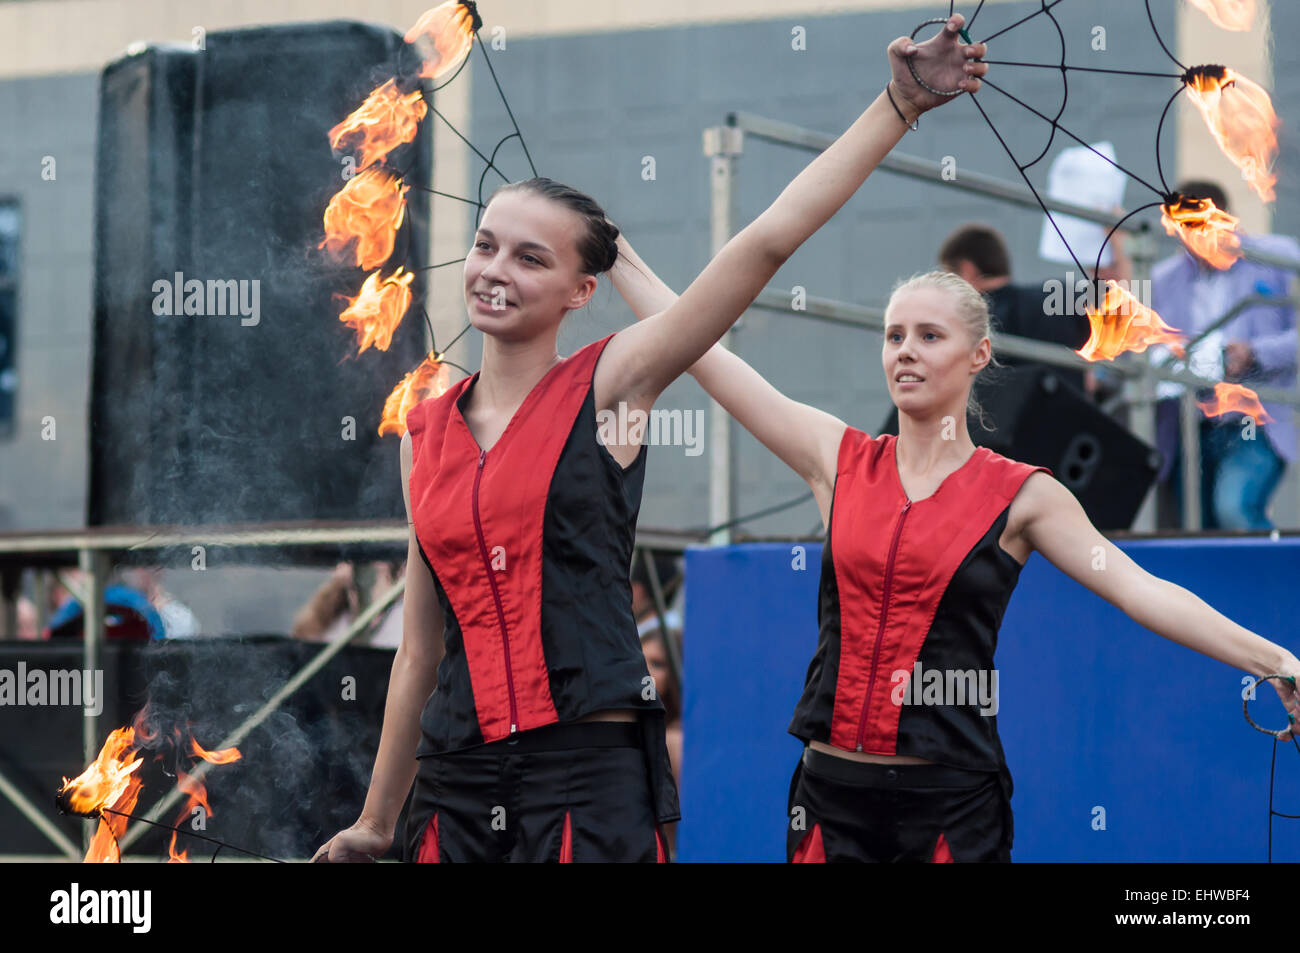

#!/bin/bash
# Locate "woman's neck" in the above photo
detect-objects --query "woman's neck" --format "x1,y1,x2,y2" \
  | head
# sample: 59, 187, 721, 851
474, 334, 563, 411
895, 408, 976, 472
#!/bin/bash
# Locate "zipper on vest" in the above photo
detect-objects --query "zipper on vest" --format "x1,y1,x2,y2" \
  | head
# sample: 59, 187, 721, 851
473, 448, 518, 734
855, 498, 911, 752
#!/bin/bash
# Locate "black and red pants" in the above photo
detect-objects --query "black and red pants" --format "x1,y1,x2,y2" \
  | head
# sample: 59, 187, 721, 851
786, 747, 1013, 863
405, 721, 669, 863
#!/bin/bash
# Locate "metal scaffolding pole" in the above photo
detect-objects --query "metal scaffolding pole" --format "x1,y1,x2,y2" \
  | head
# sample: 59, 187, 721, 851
1126, 226, 1159, 532
0, 767, 81, 859
703, 125, 744, 546
78, 547, 107, 852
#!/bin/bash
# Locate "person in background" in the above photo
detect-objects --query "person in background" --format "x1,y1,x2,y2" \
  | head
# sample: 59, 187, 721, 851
631, 552, 681, 637
291, 561, 404, 648
122, 567, 201, 639
15, 595, 39, 640
641, 625, 683, 854
640, 626, 682, 784
1149, 180, 1299, 530
44, 569, 165, 641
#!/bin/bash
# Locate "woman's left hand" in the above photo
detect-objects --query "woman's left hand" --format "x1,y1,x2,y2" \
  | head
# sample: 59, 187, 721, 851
1265, 658, 1300, 740
887, 13, 988, 119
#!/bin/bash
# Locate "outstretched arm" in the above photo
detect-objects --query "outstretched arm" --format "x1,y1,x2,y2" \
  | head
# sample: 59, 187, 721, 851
1018, 472, 1300, 736
610, 237, 846, 522
595, 14, 987, 416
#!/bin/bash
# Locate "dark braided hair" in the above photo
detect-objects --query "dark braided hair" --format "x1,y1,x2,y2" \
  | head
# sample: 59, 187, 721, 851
487, 176, 624, 276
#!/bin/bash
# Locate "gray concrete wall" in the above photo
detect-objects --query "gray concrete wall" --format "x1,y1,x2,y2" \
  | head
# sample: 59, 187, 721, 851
0, 72, 97, 530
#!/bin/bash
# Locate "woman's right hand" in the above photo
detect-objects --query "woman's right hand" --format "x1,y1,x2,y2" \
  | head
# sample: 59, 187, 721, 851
887, 13, 987, 120
311, 817, 392, 863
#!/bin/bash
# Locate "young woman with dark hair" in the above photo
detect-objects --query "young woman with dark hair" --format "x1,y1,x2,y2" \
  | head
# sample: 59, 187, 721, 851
312, 15, 989, 863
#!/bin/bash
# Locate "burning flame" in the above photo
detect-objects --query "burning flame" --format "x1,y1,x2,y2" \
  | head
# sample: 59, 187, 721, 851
1161, 194, 1242, 270
1078, 281, 1186, 362
322, 2, 484, 437
56, 725, 144, 863
1184, 0, 1255, 31
340, 268, 415, 354
57, 707, 241, 863
168, 832, 189, 863
57, 726, 142, 819
1197, 381, 1272, 424
191, 736, 242, 765
319, 167, 409, 271
379, 354, 453, 436
405, 1, 479, 80
1183, 66, 1279, 202
329, 79, 428, 173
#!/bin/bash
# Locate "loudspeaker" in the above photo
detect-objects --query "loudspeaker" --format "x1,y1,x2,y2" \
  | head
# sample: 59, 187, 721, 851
89, 22, 431, 530
880, 366, 1162, 530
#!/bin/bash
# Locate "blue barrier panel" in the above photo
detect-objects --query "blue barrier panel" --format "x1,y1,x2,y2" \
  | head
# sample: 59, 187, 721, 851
679, 537, 1300, 862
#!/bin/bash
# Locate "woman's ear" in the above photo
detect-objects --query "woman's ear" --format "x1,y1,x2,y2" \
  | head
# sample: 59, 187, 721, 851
567, 273, 599, 311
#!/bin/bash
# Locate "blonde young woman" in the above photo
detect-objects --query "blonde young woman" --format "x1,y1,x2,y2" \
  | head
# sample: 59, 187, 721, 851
609, 255, 1300, 863
312, 16, 989, 862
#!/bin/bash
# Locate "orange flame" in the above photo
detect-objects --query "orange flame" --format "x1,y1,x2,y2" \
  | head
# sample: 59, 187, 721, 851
1183, 66, 1279, 202
1184, 0, 1255, 31
329, 79, 428, 173
1197, 381, 1272, 424
340, 268, 415, 354
1078, 281, 1186, 362
167, 831, 189, 863
85, 775, 142, 863
57, 725, 145, 863
190, 736, 242, 765
319, 167, 409, 271
379, 354, 453, 436
57, 726, 143, 819
57, 709, 241, 862
405, 1, 478, 80
1161, 194, 1242, 270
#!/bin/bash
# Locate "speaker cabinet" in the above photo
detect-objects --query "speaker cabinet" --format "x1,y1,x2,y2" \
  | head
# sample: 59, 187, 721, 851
90, 22, 431, 530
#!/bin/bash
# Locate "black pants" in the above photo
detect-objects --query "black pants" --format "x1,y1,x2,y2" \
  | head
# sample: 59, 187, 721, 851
405, 722, 668, 863
786, 747, 1013, 863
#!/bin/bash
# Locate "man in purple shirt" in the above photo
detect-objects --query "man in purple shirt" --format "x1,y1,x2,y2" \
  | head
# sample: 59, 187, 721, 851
1151, 181, 1298, 530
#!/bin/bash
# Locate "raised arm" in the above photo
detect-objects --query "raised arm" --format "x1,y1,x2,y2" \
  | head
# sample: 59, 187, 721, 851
1017, 472, 1300, 735
594, 14, 987, 414
610, 237, 846, 523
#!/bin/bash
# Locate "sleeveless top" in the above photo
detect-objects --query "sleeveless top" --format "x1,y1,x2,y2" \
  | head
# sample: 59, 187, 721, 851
788, 427, 1051, 773
404, 332, 680, 822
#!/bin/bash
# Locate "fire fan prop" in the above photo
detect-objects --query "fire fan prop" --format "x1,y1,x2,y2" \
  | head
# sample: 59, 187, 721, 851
57, 706, 246, 863
946, 0, 1295, 860
944, 0, 1281, 423
317, 0, 538, 438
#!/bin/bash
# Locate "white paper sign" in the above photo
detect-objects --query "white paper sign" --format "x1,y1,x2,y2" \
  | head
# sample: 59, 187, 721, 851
1038, 141, 1127, 269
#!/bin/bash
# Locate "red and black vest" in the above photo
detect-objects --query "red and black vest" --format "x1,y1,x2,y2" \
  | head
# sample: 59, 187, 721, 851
788, 427, 1051, 772
405, 333, 679, 822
